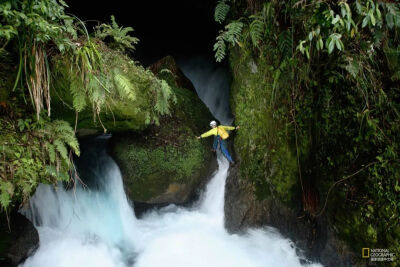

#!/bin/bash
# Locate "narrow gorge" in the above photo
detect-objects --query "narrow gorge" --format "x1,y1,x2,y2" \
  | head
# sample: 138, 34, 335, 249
1, 1, 399, 266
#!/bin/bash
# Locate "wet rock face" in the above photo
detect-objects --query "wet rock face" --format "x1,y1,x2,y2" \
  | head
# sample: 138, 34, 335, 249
0, 212, 39, 266
224, 164, 357, 267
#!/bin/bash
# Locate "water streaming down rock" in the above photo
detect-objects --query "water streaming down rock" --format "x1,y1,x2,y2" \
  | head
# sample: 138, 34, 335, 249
21, 136, 138, 267
177, 56, 233, 124
20, 135, 321, 267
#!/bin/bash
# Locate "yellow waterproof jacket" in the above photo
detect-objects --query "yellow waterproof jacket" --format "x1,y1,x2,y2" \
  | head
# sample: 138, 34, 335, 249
200, 125, 235, 140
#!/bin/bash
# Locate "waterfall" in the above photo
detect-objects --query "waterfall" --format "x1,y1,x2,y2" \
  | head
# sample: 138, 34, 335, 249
177, 56, 233, 124
20, 136, 321, 267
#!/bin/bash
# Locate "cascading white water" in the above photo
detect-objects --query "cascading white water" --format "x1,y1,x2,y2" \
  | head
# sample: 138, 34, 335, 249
20, 136, 322, 267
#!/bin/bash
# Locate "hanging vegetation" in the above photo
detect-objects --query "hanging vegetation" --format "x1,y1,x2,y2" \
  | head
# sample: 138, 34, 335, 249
215, 0, 400, 261
0, 0, 176, 212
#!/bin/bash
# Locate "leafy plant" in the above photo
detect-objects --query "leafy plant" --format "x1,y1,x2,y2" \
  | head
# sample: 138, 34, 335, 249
219, 0, 400, 260
214, 21, 244, 62
0, 0, 77, 119
215, 0, 230, 24
153, 79, 177, 119
0, 117, 79, 210
0, 0, 177, 215
249, 14, 264, 47
95, 15, 139, 52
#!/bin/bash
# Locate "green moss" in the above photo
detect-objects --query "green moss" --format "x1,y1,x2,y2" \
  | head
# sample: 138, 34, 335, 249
113, 136, 207, 202
333, 208, 378, 253
49, 46, 161, 134
229, 46, 298, 204
230, 44, 400, 264
111, 65, 214, 202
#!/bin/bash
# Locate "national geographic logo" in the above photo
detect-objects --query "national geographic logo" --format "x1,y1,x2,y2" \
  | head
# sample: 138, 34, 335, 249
362, 248, 370, 258
362, 248, 396, 262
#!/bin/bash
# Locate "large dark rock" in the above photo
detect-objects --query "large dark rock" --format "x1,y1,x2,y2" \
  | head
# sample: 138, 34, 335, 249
110, 55, 217, 206
110, 127, 218, 206
0, 212, 38, 266
224, 164, 358, 266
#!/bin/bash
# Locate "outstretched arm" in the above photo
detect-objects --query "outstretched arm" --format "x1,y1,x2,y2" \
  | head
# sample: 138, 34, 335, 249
196, 128, 216, 139
221, 125, 240, 130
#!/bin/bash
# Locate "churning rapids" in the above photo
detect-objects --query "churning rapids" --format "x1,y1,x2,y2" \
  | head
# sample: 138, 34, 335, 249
20, 136, 321, 267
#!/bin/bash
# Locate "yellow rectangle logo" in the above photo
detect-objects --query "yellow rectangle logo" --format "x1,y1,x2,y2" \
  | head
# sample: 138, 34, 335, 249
362, 248, 370, 258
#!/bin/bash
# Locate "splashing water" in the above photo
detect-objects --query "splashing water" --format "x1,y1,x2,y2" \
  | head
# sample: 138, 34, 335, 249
20, 137, 321, 267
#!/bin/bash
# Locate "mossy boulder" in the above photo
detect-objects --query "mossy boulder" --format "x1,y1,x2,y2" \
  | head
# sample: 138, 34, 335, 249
50, 42, 167, 135
110, 56, 217, 204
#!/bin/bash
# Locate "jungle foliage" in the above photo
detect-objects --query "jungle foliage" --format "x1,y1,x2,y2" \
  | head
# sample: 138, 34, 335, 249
0, 117, 79, 209
216, 0, 400, 261
0, 0, 175, 212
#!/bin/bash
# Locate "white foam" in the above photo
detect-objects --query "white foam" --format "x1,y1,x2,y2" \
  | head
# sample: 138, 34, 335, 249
21, 149, 321, 267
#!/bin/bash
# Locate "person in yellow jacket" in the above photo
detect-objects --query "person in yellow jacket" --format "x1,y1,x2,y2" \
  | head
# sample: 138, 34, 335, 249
196, 120, 239, 164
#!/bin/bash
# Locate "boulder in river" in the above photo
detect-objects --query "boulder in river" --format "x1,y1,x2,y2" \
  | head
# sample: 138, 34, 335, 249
110, 56, 217, 207
0, 211, 39, 266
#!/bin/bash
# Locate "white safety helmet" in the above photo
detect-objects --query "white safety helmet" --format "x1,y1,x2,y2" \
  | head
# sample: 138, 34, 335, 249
210, 120, 217, 127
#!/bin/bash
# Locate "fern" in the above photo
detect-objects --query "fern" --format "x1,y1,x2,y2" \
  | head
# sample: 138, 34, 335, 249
54, 139, 68, 162
0, 117, 80, 210
385, 3, 400, 29
215, 0, 230, 24
154, 79, 176, 119
0, 182, 13, 209
50, 120, 80, 157
45, 165, 58, 178
214, 34, 227, 62
47, 144, 56, 164
213, 21, 244, 62
249, 15, 264, 47
95, 15, 139, 52
113, 69, 137, 101
88, 77, 106, 109
278, 30, 293, 58
70, 78, 87, 112
224, 21, 244, 44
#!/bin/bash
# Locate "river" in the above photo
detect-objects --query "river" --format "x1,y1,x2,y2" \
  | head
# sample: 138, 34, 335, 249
20, 135, 321, 267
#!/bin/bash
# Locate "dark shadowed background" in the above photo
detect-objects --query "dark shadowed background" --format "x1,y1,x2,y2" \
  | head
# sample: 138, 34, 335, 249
66, 0, 219, 65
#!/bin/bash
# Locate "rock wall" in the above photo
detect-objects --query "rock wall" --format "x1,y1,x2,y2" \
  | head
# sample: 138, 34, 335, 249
225, 47, 361, 266
224, 164, 357, 266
